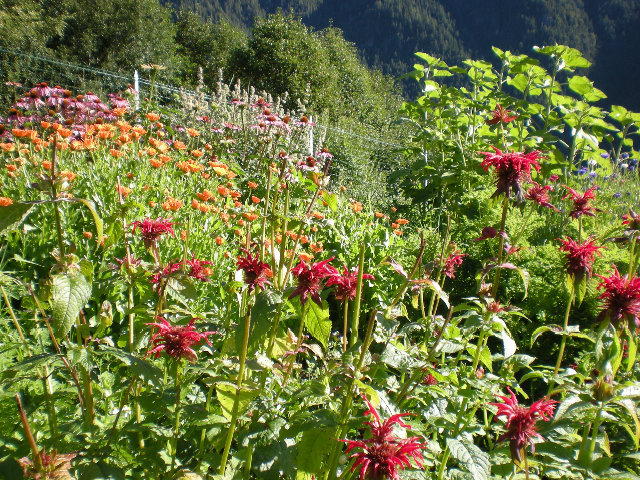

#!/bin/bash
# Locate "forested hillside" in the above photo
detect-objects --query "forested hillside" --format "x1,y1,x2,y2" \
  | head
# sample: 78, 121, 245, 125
167, 0, 640, 109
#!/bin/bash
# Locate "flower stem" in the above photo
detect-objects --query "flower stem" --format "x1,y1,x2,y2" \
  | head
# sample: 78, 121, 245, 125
491, 196, 510, 300
342, 301, 349, 353
281, 301, 310, 390
16, 394, 42, 471
50, 141, 65, 257
219, 304, 252, 476
171, 362, 182, 469
586, 402, 604, 465
549, 291, 574, 394
349, 243, 366, 347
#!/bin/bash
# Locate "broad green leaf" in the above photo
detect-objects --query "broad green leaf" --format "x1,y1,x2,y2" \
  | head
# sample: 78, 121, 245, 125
303, 300, 331, 349
240, 290, 282, 355
0, 202, 33, 236
446, 438, 490, 480
216, 383, 260, 421
320, 191, 337, 213
51, 269, 92, 339
568, 76, 594, 96
466, 345, 492, 372
296, 427, 332, 476
98, 346, 164, 387
615, 399, 640, 448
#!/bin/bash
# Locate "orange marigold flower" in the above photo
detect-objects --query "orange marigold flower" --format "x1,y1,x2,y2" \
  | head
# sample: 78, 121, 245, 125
393, 229, 404, 236
374, 211, 385, 218
351, 201, 363, 213
229, 190, 241, 199
396, 218, 409, 225
159, 154, 171, 164
191, 199, 200, 209
180, 230, 188, 241
313, 211, 325, 219
117, 185, 132, 198
149, 201, 157, 208
110, 149, 123, 158
197, 190, 214, 202
310, 242, 323, 253
299, 252, 314, 262
243, 212, 259, 221
146, 112, 160, 122
340, 186, 347, 192
173, 140, 187, 150
248, 181, 258, 189
251, 195, 261, 204
176, 160, 204, 173
300, 235, 309, 244
59, 170, 76, 181
217, 185, 230, 197
42, 160, 52, 170
215, 236, 225, 245
83, 231, 93, 239
311, 226, 318, 232
391, 223, 399, 229
275, 234, 282, 244
238, 219, 246, 227
186, 128, 200, 137
191, 149, 204, 158
162, 197, 183, 212
220, 212, 230, 223
149, 158, 164, 168
234, 201, 242, 208
6, 164, 17, 172
145, 147, 158, 156
0, 197, 13, 207
41, 121, 51, 129
1, 143, 15, 152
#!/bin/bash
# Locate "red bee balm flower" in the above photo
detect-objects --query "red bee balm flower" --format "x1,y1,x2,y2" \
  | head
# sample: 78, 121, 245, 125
491, 388, 557, 463
559, 236, 603, 280
130, 217, 176, 247
341, 395, 426, 480
185, 256, 214, 282
443, 250, 467, 279
147, 317, 216, 363
479, 147, 543, 201
486, 104, 517, 125
236, 248, 273, 292
326, 266, 374, 303
525, 182, 558, 211
289, 257, 336, 306
596, 265, 640, 329
563, 185, 597, 219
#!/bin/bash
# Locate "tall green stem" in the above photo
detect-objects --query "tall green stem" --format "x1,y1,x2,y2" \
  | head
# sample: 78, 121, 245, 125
220, 304, 252, 476
349, 243, 366, 347
171, 362, 182, 469
491, 196, 510, 300
549, 291, 575, 394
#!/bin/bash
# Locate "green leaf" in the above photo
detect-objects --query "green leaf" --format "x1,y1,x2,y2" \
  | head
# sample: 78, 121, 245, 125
568, 76, 594, 96
466, 345, 492, 372
65, 197, 103, 252
242, 290, 283, 354
216, 383, 260, 421
51, 269, 92, 338
296, 427, 332, 476
98, 346, 164, 387
0, 202, 33, 236
446, 438, 490, 480
320, 191, 337, 213
303, 300, 331, 349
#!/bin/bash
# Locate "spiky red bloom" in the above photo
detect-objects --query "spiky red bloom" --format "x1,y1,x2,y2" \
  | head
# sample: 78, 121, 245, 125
341, 396, 426, 480
563, 185, 597, 219
150, 261, 182, 285
491, 388, 557, 463
18, 450, 76, 479
326, 266, 375, 303
443, 251, 467, 279
559, 236, 603, 280
289, 257, 336, 306
147, 317, 216, 363
596, 265, 640, 329
130, 217, 175, 247
486, 104, 517, 125
236, 248, 273, 292
479, 147, 543, 201
525, 182, 558, 211
622, 209, 640, 230
185, 256, 213, 282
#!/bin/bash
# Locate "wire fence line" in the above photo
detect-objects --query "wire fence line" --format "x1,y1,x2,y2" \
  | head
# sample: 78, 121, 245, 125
0, 48, 409, 150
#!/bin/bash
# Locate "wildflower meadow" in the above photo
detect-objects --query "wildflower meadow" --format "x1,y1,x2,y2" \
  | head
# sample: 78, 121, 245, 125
1, 44, 640, 480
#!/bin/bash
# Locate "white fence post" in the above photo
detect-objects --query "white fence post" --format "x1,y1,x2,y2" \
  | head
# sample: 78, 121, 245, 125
134, 70, 140, 111
308, 115, 314, 156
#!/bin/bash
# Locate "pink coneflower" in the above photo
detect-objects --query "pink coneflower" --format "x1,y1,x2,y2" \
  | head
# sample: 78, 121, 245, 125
289, 257, 336, 306
525, 182, 558, 211
559, 236, 603, 280
130, 217, 176, 248
236, 248, 273, 292
341, 395, 426, 480
486, 104, 517, 125
326, 266, 375, 303
147, 317, 216, 363
479, 147, 544, 201
563, 185, 597, 219
491, 388, 557, 463
596, 264, 640, 329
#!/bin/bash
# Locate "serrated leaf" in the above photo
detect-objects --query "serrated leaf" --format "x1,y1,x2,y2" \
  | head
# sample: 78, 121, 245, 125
216, 383, 260, 421
98, 346, 164, 387
51, 270, 92, 338
0, 202, 33, 235
446, 438, 490, 480
320, 191, 337, 213
65, 197, 103, 252
240, 290, 282, 355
